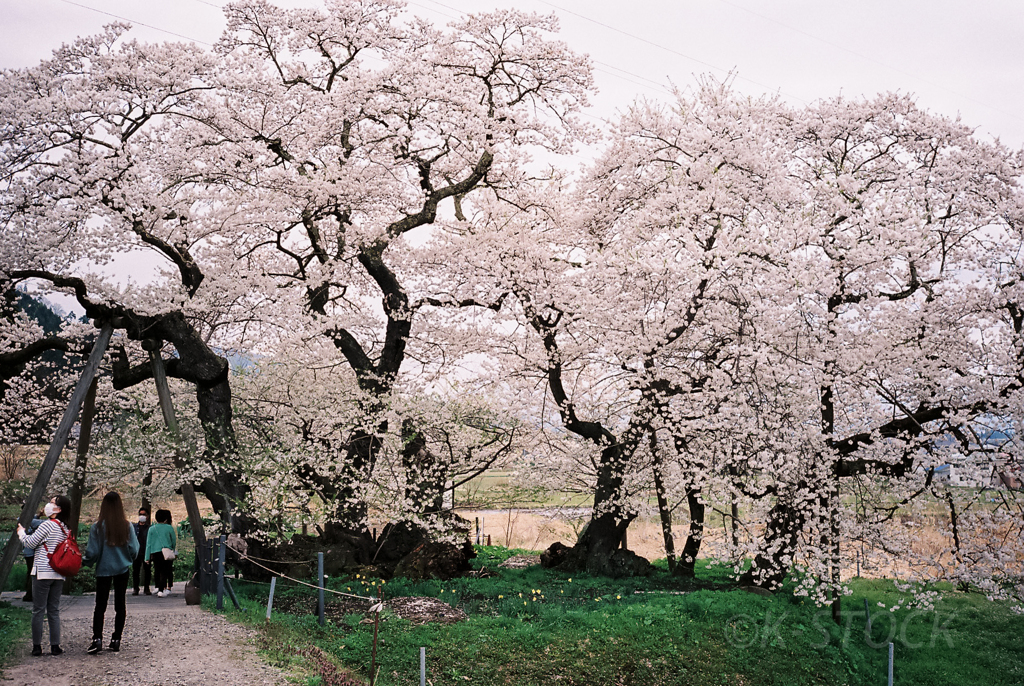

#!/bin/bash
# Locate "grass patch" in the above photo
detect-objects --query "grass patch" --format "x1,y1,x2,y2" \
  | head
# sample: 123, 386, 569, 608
0, 602, 31, 671
212, 548, 1024, 686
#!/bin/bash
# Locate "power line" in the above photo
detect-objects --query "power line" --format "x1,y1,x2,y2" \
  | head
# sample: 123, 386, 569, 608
535, 0, 808, 104
409, 0, 675, 102
714, 0, 1024, 125
54, 0, 214, 46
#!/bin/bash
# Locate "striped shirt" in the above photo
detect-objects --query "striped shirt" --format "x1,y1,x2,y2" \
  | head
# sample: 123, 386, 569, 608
20, 519, 71, 580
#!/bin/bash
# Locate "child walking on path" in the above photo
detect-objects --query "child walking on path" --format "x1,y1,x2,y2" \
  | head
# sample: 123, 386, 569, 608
145, 510, 176, 597
83, 492, 139, 654
16, 494, 73, 656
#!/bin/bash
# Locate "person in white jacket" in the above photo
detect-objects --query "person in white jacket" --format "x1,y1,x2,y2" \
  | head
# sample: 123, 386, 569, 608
17, 495, 73, 657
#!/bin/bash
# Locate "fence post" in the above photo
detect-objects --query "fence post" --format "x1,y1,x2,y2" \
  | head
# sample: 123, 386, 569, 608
199, 541, 216, 595
318, 551, 325, 626
266, 577, 277, 623
888, 642, 894, 686
420, 646, 426, 686
216, 534, 226, 610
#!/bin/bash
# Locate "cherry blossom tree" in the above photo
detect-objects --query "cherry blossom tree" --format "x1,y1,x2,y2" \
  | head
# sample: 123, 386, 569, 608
179, 0, 593, 551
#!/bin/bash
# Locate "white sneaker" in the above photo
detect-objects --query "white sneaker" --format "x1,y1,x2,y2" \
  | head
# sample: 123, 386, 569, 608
157, 591, 166, 597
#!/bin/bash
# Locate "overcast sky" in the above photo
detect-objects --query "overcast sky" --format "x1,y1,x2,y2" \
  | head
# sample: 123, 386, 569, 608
2, 0, 1022, 146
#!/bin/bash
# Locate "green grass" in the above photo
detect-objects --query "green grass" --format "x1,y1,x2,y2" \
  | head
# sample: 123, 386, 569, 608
0, 602, 31, 671
214, 546, 1024, 686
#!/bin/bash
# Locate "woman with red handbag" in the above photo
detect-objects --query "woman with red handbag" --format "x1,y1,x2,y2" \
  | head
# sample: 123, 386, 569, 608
17, 495, 73, 657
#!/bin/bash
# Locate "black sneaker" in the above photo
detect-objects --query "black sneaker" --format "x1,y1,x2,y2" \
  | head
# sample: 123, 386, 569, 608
50, 645, 63, 656
109, 639, 120, 652
87, 639, 102, 655
132, 589, 139, 596
30, 645, 42, 657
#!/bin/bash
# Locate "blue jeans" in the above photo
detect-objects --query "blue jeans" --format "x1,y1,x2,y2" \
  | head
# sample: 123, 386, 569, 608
31, 577, 63, 647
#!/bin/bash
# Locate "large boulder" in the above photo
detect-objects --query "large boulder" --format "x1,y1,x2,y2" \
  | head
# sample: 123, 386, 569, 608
601, 548, 652, 578
247, 531, 374, 581
540, 541, 572, 568
393, 541, 476, 580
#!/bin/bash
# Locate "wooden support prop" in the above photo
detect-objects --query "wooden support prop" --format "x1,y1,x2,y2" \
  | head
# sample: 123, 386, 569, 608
224, 577, 243, 611
149, 350, 208, 552
0, 323, 113, 594
67, 377, 98, 537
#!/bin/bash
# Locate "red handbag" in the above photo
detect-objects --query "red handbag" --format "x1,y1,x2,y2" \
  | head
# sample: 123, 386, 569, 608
42, 522, 82, 577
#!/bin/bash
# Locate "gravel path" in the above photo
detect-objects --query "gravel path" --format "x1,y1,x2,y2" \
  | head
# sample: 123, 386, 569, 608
0, 588, 290, 686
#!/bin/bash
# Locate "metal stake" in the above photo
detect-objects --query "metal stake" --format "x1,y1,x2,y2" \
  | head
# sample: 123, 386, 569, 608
216, 534, 226, 610
266, 577, 277, 622
318, 551, 325, 626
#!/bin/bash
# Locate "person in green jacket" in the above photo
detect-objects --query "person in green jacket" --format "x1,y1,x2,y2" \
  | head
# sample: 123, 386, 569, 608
145, 509, 177, 597
83, 491, 139, 654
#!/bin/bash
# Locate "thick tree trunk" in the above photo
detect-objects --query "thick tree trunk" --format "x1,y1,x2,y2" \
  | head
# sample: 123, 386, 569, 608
741, 494, 806, 590
401, 419, 447, 516
675, 487, 704, 578
651, 448, 677, 573
558, 443, 650, 577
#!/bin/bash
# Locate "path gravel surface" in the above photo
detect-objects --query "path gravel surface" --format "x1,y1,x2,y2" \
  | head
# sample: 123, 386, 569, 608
0, 588, 290, 686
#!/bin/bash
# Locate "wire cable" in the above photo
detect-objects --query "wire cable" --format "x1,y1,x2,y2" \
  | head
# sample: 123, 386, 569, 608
53, 0, 214, 46
227, 546, 377, 601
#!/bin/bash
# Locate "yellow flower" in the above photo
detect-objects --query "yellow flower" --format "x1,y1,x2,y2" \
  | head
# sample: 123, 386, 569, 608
498, 595, 504, 599
523, 601, 527, 606
568, 578, 572, 583
616, 595, 621, 600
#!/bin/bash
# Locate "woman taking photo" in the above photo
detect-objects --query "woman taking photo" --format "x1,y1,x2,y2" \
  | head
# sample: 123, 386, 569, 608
83, 492, 139, 654
17, 495, 73, 656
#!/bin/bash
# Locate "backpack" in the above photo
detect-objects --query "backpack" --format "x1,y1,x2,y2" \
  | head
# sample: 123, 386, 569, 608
42, 522, 82, 577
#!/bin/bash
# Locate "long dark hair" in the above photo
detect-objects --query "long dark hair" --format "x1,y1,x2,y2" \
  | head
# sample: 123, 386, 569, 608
52, 495, 71, 526
97, 492, 130, 546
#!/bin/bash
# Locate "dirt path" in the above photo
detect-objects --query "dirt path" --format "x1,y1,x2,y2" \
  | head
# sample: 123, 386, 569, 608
0, 588, 289, 686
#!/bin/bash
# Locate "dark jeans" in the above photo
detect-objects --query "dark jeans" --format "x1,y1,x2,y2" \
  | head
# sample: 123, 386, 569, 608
132, 554, 151, 592
31, 577, 62, 647
93, 571, 129, 641
151, 553, 173, 592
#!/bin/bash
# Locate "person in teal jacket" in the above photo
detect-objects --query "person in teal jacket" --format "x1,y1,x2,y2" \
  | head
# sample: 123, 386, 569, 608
83, 492, 139, 654
145, 509, 176, 597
